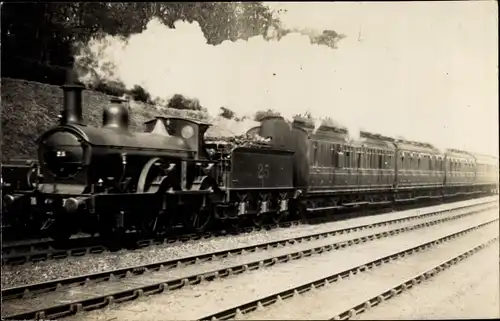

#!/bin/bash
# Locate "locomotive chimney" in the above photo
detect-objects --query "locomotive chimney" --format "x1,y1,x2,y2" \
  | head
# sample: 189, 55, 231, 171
102, 97, 130, 131
60, 69, 85, 125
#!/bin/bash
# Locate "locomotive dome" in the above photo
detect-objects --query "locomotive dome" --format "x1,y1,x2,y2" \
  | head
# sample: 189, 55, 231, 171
102, 97, 130, 131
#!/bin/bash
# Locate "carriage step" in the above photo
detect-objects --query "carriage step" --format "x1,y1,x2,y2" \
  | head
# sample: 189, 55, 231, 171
395, 198, 416, 202
306, 205, 344, 213
369, 201, 392, 206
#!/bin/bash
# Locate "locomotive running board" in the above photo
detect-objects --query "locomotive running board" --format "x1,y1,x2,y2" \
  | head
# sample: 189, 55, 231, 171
342, 201, 370, 207
166, 190, 212, 195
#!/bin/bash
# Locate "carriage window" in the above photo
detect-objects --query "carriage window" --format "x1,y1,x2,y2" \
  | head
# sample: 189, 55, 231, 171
319, 144, 324, 167
349, 147, 354, 168
335, 145, 341, 168
417, 157, 421, 170
345, 148, 350, 168
313, 142, 318, 166
351, 147, 356, 168
324, 144, 331, 167
332, 145, 337, 168
357, 150, 362, 168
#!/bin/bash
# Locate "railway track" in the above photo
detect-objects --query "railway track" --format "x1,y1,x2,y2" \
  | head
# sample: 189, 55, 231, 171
1, 217, 309, 266
200, 220, 498, 320
1, 199, 496, 320
1, 196, 490, 266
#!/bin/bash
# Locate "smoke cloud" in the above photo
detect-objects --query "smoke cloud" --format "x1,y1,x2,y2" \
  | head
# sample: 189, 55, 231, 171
75, 18, 371, 138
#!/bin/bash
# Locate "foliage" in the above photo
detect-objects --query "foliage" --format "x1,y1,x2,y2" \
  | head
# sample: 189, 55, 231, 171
219, 107, 236, 120
1, 2, 280, 70
167, 94, 203, 111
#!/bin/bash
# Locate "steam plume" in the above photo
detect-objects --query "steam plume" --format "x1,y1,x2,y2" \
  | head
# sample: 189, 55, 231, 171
75, 18, 362, 138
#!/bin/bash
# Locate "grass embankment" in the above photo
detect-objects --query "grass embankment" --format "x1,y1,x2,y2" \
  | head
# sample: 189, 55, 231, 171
1, 78, 248, 161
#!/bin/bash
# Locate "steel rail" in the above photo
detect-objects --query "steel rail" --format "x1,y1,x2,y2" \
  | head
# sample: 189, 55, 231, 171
1, 207, 495, 320
198, 220, 499, 321
330, 238, 500, 320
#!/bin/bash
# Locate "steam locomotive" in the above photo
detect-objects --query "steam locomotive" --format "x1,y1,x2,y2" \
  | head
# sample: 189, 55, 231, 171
2, 77, 498, 241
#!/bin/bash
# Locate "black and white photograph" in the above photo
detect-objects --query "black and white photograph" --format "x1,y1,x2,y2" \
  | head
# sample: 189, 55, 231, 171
1, 1, 499, 320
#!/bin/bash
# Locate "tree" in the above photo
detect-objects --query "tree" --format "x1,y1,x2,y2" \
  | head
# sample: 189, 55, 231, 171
219, 107, 236, 119
1, 2, 281, 84
310, 29, 346, 49
167, 94, 202, 111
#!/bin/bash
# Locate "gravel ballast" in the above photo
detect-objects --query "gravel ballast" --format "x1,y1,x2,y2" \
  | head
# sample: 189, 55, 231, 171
349, 238, 500, 320
61, 208, 498, 321
236, 223, 499, 319
2, 197, 495, 289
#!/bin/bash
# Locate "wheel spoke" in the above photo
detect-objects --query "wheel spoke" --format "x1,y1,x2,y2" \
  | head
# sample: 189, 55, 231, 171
185, 208, 212, 233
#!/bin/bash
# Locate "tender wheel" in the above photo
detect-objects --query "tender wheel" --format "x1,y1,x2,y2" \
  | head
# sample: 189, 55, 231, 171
271, 211, 287, 224
251, 213, 267, 227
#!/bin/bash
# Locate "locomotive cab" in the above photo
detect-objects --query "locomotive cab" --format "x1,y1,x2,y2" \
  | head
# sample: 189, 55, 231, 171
144, 116, 211, 160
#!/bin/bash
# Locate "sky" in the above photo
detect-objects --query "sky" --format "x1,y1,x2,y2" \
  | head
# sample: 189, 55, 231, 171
265, 1, 498, 156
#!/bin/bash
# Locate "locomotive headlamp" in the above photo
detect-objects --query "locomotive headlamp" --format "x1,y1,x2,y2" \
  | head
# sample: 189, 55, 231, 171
64, 197, 81, 213
4, 194, 17, 205
181, 125, 195, 139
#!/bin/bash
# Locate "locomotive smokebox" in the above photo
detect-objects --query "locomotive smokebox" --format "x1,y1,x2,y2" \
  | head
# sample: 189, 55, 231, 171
60, 70, 85, 125
259, 116, 292, 149
103, 97, 130, 131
